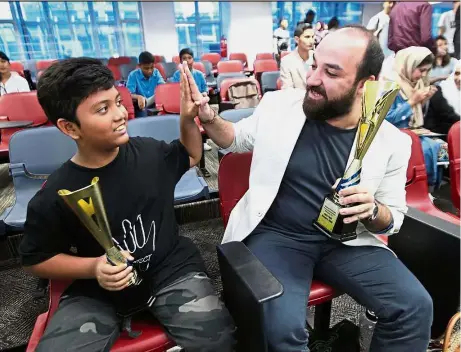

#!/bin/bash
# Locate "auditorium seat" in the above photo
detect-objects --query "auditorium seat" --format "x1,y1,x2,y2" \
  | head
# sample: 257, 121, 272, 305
154, 63, 166, 80
108, 64, 122, 81
127, 116, 209, 204
108, 56, 131, 66
229, 53, 248, 68
253, 59, 279, 84
201, 53, 221, 69
255, 53, 274, 60
0, 91, 49, 157
217, 152, 338, 343
35, 59, 57, 72
161, 62, 178, 80
153, 55, 166, 64
217, 60, 244, 74
216, 72, 247, 90
192, 61, 206, 75
115, 86, 135, 120
401, 129, 459, 224
155, 83, 180, 114
0, 127, 76, 235
119, 62, 138, 81
261, 71, 280, 94
172, 55, 180, 64
10, 61, 25, 77
202, 60, 217, 87
219, 77, 261, 103
448, 121, 460, 212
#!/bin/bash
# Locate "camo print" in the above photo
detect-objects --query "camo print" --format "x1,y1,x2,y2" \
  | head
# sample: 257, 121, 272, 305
150, 271, 236, 352
35, 272, 235, 352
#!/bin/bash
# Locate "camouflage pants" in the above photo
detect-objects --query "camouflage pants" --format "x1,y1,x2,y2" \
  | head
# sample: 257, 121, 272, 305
36, 272, 235, 352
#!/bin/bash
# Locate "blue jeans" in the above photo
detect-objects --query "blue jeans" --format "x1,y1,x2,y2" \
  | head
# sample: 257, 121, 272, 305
244, 228, 433, 352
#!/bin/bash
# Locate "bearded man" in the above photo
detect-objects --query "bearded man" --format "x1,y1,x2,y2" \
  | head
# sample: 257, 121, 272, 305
180, 25, 433, 352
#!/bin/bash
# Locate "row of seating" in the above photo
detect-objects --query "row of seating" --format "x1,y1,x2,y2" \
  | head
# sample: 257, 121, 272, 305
0, 115, 210, 236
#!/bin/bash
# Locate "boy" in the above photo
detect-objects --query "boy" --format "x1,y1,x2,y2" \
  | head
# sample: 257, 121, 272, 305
126, 51, 165, 110
171, 48, 207, 94
20, 58, 235, 351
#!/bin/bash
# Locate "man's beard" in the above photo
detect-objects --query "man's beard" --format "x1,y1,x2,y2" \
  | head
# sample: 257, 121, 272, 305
303, 83, 358, 121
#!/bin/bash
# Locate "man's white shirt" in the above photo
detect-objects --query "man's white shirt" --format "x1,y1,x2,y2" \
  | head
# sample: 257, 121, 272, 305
367, 11, 394, 58
0, 73, 30, 96
438, 10, 456, 54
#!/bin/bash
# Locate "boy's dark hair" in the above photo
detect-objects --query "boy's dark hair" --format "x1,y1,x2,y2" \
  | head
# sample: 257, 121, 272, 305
179, 48, 194, 60
138, 51, 155, 65
0, 51, 10, 62
294, 23, 313, 37
37, 57, 114, 126
341, 25, 384, 83
419, 53, 435, 67
328, 17, 340, 30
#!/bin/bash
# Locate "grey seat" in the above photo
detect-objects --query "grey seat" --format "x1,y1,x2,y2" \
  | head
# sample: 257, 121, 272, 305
261, 71, 280, 94
218, 108, 255, 160
216, 72, 247, 90
127, 115, 209, 204
0, 127, 77, 235
162, 62, 179, 80
202, 60, 217, 88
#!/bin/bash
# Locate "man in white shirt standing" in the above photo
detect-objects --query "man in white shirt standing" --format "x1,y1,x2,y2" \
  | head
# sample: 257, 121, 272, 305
0, 51, 30, 96
280, 23, 315, 89
438, 1, 460, 57
273, 19, 290, 54
367, 1, 395, 58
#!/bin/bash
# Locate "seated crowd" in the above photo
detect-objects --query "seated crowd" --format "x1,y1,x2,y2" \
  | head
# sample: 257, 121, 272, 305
0, 4, 459, 351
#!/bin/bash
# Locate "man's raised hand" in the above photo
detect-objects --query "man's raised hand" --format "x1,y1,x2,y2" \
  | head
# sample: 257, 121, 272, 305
179, 61, 211, 120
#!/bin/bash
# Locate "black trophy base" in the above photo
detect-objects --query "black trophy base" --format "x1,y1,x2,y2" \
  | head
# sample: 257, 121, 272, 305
313, 195, 358, 242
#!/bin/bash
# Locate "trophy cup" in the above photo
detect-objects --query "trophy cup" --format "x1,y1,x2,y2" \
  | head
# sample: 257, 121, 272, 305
58, 177, 141, 286
313, 80, 400, 242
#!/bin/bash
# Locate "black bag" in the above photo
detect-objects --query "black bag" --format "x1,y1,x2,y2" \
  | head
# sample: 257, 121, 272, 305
308, 319, 360, 352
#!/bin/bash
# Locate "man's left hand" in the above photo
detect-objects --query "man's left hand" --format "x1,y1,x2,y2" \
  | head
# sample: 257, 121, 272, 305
338, 186, 375, 224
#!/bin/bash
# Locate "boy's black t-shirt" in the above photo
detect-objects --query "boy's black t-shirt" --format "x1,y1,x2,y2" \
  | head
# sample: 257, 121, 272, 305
19, 137, 205, 314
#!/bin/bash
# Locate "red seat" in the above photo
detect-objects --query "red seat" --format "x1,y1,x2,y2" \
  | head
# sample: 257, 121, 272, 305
10, 61, 24, 77
154, 63, 166, 80
448, 121, 460, 212
218, 152, 337, 308
217, 60, 244, 74
26, 280, 176, 352
153, 55, 165, 64
229, 53, 248, 68
108, 57, 131, 66
219, 77, 261, 102
172, 56, 180, 65
253, 59, 278, 74
201, 53, 221, 69
35, 60, 57, 71
192, 62, 206, 75
108, 64, 122, 81
116, 86, 135, 120
400, 129, 459, 224
0, 91, 49, 157
256, 53, 274, 60
155, 83, 180, 114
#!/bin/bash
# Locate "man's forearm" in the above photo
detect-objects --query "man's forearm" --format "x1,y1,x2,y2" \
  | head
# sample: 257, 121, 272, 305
24, 253, 98, 280
180, 117, 202, 166
201, 113, 236, 149
362, 203, 393, 233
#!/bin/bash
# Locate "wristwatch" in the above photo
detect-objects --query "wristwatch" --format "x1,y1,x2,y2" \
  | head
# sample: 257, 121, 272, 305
368, 200, 379, 222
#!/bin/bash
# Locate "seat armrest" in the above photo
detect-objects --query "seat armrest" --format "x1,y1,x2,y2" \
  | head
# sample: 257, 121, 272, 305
217, 241, 283, 352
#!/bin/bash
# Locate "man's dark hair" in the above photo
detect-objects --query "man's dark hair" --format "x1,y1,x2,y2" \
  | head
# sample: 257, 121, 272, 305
306, 10, 315, 18
328, 17, 340, 30
294, 23, 313, 38
0, 51, 9, 62
37, 57, 114, 126
341, 25, 384, 82
419, 54, 435, 67
179, 48, 194, 60
138, 51, 155, 65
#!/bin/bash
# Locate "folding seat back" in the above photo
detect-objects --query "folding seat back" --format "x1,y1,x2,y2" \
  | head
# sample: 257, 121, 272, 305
10, 62, 24, 77
255, 53, 274, 60
220, 77, 261, 102
227, 80, 260, 109
108, 56, 131, 66
192, 61, 206, 75
154, 83, 180, 114
162, 62, 179, 79
35, 59, 57, 71
261, 71, 280, 93
229, 53, 248, 67
217, 60, 244, 74
119, 62, 138, 81
201, 53, 221, 68
107, 64, 122, 81
153, 55, 165, 64
154, 63, 166, 80
448, 121, 460, 211
216, 72, 247, 89
172, 55, 180, 64
115, 86, 135, 120
253, 59, 278, 74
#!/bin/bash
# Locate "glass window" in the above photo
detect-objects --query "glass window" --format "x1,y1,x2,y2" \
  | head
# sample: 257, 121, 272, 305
97, 24, 119, 58
67, 2, 91, 23
177, 23, 198, 54
122, 22, 143, 55
73, 23, 95, 56
19, 2, 44, 21
22, 23, 51, 60
0, 23, 23, 60
0, 2, 13, 20
93, 2, 115, 22
197, 2, 220, 21
118, 2, 140, 20
48, 2, 68, 23
174, 2, 197, 23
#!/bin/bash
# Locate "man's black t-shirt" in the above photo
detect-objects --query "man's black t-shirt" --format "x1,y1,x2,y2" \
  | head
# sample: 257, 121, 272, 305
19, 137, 205, 314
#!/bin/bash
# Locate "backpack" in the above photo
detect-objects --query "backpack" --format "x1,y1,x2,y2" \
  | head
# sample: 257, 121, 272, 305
227, 80, 260, 109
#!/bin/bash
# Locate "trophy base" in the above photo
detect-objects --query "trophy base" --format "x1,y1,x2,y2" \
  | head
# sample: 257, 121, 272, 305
313, 195, 358, 242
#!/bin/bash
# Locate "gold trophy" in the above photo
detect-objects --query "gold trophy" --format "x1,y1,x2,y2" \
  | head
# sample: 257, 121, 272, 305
58, 177, 141, 286
313, 80, 400, 242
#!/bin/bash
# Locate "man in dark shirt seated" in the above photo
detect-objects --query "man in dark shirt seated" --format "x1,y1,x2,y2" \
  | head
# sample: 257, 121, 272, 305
19, 58, 235, 351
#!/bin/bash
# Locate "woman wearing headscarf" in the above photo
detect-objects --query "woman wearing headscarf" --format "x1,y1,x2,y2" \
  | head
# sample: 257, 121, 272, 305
440, 61, 461, 115
385, 47, 447, 187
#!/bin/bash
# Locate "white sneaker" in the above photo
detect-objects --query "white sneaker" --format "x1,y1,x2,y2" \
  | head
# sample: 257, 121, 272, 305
203, 143, 212, 151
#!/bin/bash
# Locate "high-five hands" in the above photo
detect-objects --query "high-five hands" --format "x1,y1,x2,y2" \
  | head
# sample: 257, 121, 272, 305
179, 62, 214, 122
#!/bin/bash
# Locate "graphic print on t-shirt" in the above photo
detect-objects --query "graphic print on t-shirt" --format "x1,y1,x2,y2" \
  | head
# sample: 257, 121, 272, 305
112, 214, 157, 272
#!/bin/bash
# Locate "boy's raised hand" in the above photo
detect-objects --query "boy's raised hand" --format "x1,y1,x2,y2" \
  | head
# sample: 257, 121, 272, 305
180, 62, 212, 120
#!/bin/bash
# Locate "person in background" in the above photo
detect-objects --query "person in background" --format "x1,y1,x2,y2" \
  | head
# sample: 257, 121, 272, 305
430, 36, 459, 84
314, 21, 328, 47
327, 17, 340, 32
385, 47, 448, 187
297, 9, 315, 26
280, 23, 315, 89
366, 1, 395, 58
0, 51, 30, 96
454, 5, 460, 59
126, 51, 165, 111
273, 19, 290, 54
438, 1, 460, 57
439, 62, 461, 116
388, 2, 434, 53
171, 48, 211, 151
